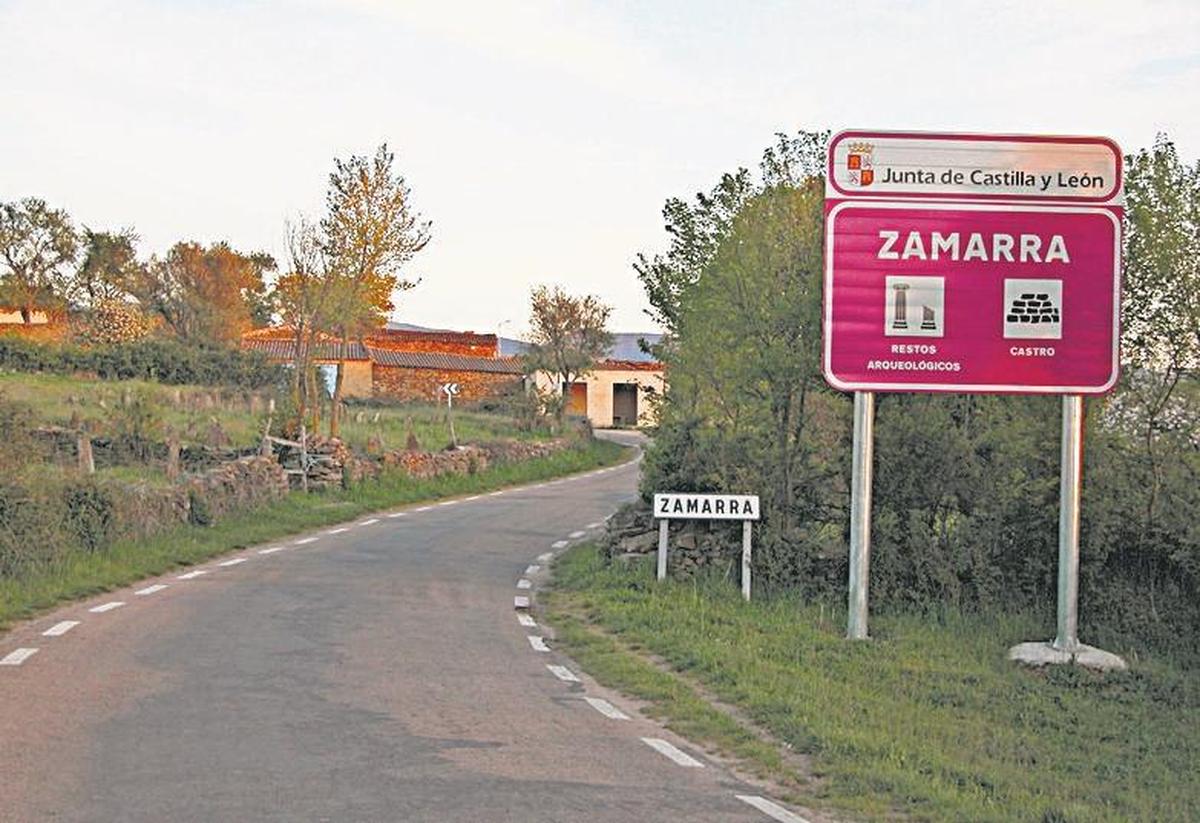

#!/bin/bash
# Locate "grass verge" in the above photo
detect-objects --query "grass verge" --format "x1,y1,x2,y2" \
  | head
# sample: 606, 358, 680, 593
0, 439, 627, 629
544, 543, 1200, 823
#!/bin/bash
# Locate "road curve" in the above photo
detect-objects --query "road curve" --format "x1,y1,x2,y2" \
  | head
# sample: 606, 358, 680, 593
1, 432, 790, 822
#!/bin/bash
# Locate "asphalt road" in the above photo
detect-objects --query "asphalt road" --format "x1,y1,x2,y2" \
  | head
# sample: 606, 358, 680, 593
1, 432, 803, 823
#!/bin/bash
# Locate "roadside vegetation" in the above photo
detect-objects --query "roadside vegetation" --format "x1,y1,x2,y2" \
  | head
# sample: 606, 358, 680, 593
0, 437, 626, 629
546, 543, 1200, 822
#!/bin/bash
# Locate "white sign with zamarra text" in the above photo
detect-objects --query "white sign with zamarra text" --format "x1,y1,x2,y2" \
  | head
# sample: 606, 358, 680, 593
653, 493, 760, 521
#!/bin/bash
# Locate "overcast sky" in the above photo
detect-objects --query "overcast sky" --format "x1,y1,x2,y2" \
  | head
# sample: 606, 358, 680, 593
2, 0, 1197, 335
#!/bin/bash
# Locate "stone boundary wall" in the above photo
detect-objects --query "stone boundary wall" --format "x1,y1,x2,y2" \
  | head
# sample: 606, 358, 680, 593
603, 502, 741, 576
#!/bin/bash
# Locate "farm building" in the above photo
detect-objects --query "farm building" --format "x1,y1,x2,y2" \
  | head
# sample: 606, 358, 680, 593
241, 327, 524, 403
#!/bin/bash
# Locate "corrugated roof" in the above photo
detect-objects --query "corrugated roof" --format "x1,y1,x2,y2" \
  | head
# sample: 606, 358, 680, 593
367, 347, 524, 374
241, 339, 370, 361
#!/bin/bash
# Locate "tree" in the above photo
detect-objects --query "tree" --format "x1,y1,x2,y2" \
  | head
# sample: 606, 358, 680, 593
74, 228, 144, 307
0, 198, 78, 321
321, 144, 431, 436
129, 241, 273, 345
524, 285, 613, 421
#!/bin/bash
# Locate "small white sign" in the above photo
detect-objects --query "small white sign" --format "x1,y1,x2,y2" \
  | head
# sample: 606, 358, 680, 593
654, 493, 760, 521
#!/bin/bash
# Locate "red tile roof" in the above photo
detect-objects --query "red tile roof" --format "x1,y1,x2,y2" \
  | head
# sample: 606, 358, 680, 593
366, 347, 524, 374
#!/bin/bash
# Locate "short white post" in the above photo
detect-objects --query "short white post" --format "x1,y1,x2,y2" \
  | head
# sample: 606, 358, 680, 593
657, 519, 668, 580
741, 520, 752, 601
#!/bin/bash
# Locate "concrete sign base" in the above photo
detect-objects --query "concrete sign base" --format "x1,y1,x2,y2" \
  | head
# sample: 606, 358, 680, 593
1007, 641, 1127, 672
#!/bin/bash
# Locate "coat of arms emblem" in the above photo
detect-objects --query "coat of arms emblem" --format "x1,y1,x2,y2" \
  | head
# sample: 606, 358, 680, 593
846, 142, 875, 186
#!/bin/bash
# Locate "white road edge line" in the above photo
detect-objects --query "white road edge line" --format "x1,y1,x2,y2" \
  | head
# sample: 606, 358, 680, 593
326, 527, 350, 535
584, 697, 629, 720
640, 738, 704, 768
586, 522, 603, 529
552, 540, 569, 549
177, 570, 208, 580
514, 596, 530, 609
294, 537, 318, 545
516, 579, 532, 590
537, 552, 554, 563
546, 664, 580, 682
386, 512, 407, 518
438, 500, 457, 507
135, 584, 168, 595
525, 564, 540, 574
358, 518, 380, 526
527, 636, 550, 652
517, 614, 537, 627
415, 506, 433, 512
218, 558, 247, 567
258, 546, 286, 555
735, 795, 812, 823
569, 531, 586, 539
43, 621, 80, 637
0, 648, 38, 666
465, 495, 481, 502
89, 601, 125, 613
488, 491, 504, 497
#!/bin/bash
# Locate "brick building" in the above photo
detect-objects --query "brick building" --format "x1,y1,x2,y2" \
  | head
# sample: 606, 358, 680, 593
241, 327, 524, 403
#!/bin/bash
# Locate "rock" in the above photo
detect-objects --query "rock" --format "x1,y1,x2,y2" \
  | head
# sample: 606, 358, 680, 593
1008, 641, 1128, 671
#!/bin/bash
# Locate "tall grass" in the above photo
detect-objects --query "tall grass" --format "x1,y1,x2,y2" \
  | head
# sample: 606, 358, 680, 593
547, 544, 1200, 822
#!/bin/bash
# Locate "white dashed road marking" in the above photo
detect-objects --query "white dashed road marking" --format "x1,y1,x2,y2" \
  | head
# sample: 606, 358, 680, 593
358, 518, 380, 526
89, 602, 125, 614
218, 558, 247, 567
525, 564, 540, 575
326, 527, 349, 535
569, 531, 586, 539
258, 546, 286, 555
537, 552, 554, 563
516, 579, 532, 589
735, 795, 812, 823
514, 596, 530, 609
415, 506, 433, 512
489, 491, 504, 497
584, 697, 630, 720
135, 584, 168, 596
438, 500, 457, 507
527, 636, 550, 652
586, 522, 603, 529
177, 570, 208, 580
294, 537, 318, 545
465, 495, 481, 502
641, 738, 704, 768
517, 614, 537, 628
386, 512, 407, 518
546, 664, 580, 682
43, 621, 80, 637
1, 648, 38, 666
552, 540, 569, 549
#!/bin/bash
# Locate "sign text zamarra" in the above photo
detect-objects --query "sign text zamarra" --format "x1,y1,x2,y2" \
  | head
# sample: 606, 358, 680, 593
653, 493, 761, 521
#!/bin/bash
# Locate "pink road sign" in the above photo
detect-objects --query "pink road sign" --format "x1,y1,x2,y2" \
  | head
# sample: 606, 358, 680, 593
823, 131, 1122, 395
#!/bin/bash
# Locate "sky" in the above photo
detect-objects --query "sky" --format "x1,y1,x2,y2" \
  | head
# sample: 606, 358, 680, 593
2, 0, 1198, 337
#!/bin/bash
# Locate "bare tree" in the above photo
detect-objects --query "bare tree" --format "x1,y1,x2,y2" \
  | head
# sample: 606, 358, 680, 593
322, 144, 431, 436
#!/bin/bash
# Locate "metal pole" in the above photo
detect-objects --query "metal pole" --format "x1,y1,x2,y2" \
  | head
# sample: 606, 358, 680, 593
657, 519, 669, 581
847, 391, 875, 640
741, 520, 752, 601
1054, 395, 1084, 651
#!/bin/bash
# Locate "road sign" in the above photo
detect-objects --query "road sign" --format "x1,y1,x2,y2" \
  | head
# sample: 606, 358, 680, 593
652, 493, 760, 600
441, 382, 460, 396
824, 131, 1122, 395
823, 201, 1121, 393
825, 130, 1125, 665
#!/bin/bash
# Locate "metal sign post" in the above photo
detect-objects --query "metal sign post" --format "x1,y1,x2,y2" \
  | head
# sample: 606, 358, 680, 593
847, 391, 875, 639
1055, 395, 1084, 650
653, 493, 761, 599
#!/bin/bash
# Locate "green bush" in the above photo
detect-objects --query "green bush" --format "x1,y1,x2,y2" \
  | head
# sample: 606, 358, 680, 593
61, 480, 118, 552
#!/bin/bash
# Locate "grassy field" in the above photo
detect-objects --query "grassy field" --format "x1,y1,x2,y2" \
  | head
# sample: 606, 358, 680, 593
545, 544, 1200, 822
0, 439, 628, 630
0, 372, 539, 453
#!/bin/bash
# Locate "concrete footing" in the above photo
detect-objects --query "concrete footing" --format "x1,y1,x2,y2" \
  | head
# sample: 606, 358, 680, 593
1008, 641, 1128, 671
